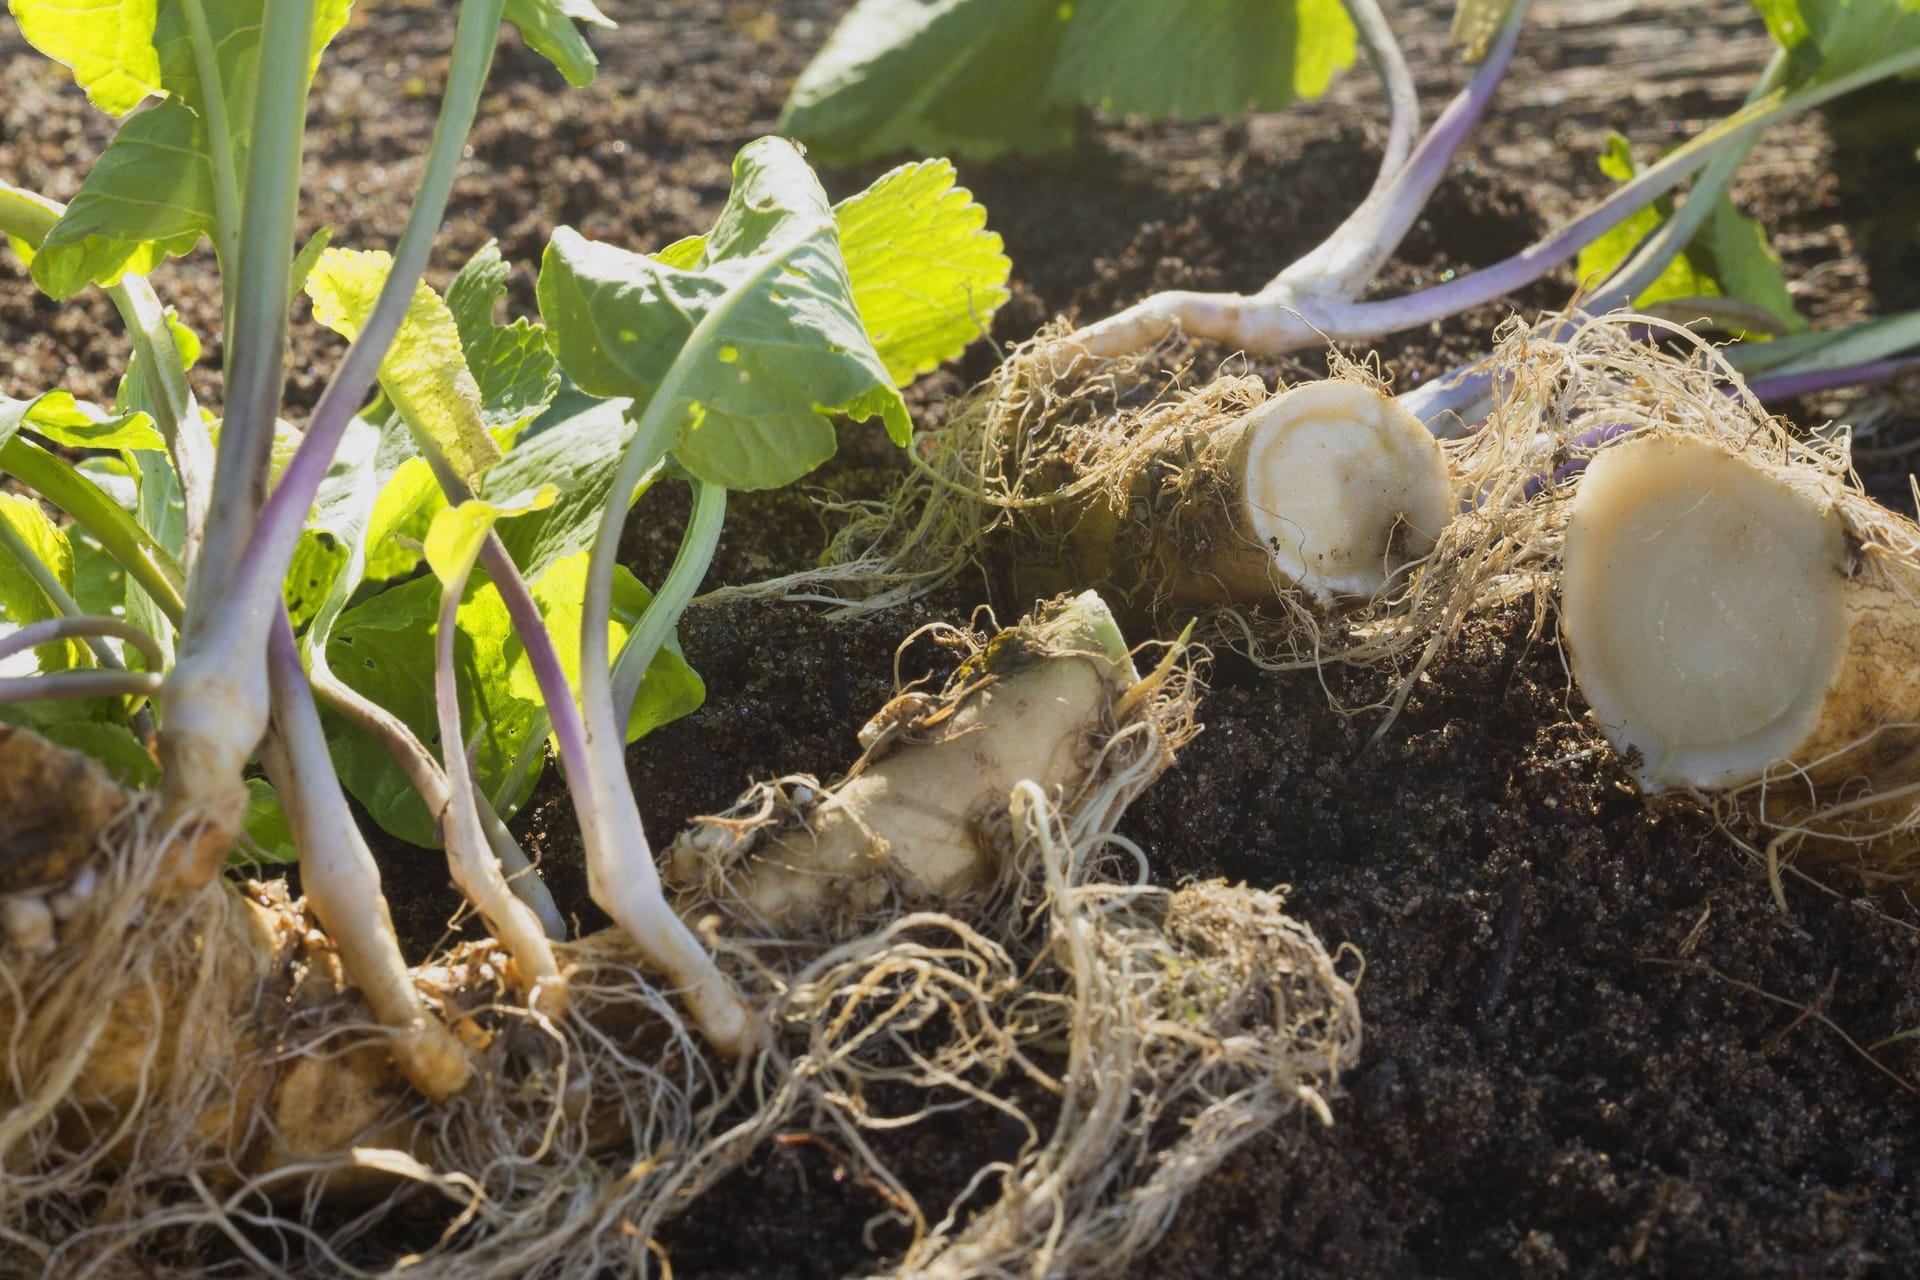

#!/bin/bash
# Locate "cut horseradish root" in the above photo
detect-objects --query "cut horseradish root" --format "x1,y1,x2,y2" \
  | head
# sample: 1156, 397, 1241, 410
1019, 376, 1455, 610
1225, 380, 1456, 602
1561, 434, 1920, 863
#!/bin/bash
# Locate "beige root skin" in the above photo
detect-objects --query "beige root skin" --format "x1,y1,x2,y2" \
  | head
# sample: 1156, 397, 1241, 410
663, 591, 1153, 937
1015, 376, 1452, 615
0, 597, 1355, 1280
1561, 432, 1920, 868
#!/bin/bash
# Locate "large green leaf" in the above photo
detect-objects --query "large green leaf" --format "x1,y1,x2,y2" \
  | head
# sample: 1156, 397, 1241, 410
326, 554, 702, 846
1050, 0, 1355, 119
1751, 0, 1920, 84
834, 159, 1010, 384
780, 0, 1077, 162
305, 246, 502, 489
503, 0, 613, 87
6, 0, 163, 115
780, 0, 1358, 161
31, 0, 354, 298
538, 137, 910, 491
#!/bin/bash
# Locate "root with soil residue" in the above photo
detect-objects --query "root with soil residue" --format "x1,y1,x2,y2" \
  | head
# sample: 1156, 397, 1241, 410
1424, 314, 1920, 889
720, 328, 1453, 688
0, 597, 1357, 1278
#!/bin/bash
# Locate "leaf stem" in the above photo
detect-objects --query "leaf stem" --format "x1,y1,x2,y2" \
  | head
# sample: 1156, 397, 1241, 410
0, 438, 188, 622
225, 0, 506, 637
0, 182, 209, 555
0, 670, 163, 702
188, 0, 317, 621
176, 0, 244, 333
0, 616, 167, 673
1585, 48, 1790, 312
1294, 41, 1920, 348
1340, 0, 1420, 201
1277, 0, 1530, 300
1748, 357, 1917, 405
610, 477, 723, 720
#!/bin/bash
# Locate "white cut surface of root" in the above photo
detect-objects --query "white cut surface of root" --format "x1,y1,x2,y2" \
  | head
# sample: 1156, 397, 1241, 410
1237, 379, 1454, 602
1563, 434, 1881, 792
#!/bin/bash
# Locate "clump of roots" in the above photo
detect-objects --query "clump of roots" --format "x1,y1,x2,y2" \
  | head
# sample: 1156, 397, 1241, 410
1, 606, 1356, 1278
723, 328, 1447, 688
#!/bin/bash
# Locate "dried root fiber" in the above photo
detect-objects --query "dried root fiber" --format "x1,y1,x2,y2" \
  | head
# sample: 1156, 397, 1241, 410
0, 593, 1358, 1278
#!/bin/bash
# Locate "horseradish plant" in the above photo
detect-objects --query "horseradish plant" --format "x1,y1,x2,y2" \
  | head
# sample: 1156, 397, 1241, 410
0, 0, 1011, 1071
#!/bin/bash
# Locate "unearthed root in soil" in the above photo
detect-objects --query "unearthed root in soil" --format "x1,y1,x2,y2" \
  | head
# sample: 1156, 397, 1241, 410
1421, 314, 1920, 886
0, 597, 1355, 1278
664, 589, 1195, 939
724, 329, 1452, 683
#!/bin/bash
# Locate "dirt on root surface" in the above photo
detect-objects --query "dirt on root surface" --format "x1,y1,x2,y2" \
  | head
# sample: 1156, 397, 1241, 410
6, 0, 1920, 1276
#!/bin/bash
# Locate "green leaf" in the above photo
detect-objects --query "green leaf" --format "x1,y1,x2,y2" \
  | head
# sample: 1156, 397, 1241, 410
447, 241, 512, 348
648, 157, 1014, 382
31, 0, 354, 297
0, 389, 162, 452
538, 137, 910, 491
33, 719, 159, 787
833, 159, 1010, 384
305, 246, 502, 488
0, 387, 162, 452
1050, 0, 1356, 119
326, 554, 698, 845
780, 0, 1077, 162
781, 0, 1357, 161
424, 487, 557, 589
1698, 199, 1804, 332
0, 494, 86, 671
1752, 0, 1920, 85
289, 223, 334, 295
1575, 133, 1803, 333
481, 395, 655, 581
7, 0, 164, 115
239, 777, 297, 864
442, 240, 561, 432
519, 550, 704, 752
503, 0, 614, 87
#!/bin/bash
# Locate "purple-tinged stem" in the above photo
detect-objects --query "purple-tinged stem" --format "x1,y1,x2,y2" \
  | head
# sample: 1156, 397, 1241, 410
1342, 0, 1421, 204
1517, 421, 1637, 501
1279, 0, 1530, 301
265, 610, 473, 1100
211, 0, 505, 648
0, 617, 166, 673
1749, 358, 1918, 406
433, 539, 566, 1011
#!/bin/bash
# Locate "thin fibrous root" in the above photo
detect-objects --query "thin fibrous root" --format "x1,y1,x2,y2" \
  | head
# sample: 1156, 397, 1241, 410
0, 590, 1344, 1280
662, 590, 1196, 939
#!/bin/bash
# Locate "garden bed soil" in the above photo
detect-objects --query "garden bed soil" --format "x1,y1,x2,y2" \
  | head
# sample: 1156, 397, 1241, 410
5, 1, 1920, 1276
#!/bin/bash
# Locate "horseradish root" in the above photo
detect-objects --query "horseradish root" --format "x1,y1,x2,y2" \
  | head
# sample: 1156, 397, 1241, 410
1561, 433, 1920, 861
1217, 380, 1453, 601
665, 591, 1166, 935
1019, 375, 1453, 611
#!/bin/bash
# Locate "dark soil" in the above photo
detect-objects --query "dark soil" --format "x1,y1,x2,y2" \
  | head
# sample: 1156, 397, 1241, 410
5, 1, 1920, 1277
